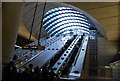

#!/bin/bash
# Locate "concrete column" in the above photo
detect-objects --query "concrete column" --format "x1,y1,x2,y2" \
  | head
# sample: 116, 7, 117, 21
3, 2, 23, 63
118, 3, 120, 50
0, 1, 2, 81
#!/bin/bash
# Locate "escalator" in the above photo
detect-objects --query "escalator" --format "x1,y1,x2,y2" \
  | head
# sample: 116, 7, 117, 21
13, 34, 89, 81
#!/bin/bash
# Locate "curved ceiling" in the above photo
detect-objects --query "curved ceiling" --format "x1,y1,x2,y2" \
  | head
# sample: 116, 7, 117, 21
19, 2, 119, 41
66, 2, 119, 41
43, 7, 94, 36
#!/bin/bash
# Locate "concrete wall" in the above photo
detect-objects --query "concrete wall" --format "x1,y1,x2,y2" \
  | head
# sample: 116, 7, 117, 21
97, 37, 118, 66
118, 3, 120, 50
81, 42, 90, 79
2, 2, 23, 63
0, 1, 2, 81
97, 37, 118, 77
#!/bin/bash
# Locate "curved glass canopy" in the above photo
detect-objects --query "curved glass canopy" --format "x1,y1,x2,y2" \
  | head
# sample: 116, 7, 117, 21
43, 7, 94, 36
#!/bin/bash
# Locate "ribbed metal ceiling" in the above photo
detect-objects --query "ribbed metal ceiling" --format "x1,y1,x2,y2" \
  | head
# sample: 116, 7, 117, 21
21, 2, 107, 39
43, 7, 94, 36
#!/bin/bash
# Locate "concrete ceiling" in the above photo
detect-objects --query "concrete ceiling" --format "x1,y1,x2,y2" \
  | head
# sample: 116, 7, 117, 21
19, 2, 119, 42
18, 21, 37, 41
66, 2, 119, 41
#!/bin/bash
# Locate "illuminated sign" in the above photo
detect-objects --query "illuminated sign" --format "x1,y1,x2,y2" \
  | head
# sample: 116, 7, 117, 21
22, 46, 45, 50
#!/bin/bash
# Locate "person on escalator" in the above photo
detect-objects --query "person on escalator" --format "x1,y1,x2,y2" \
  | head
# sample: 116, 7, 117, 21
42, 66, 49, 80
33, 66, 41, 80
2, 61, 14, 81
12, 54, 18, 62
74, 44, 79, 53
10, 65, 17, 80
21, 66, 31, 80
49, 68, 58, 81
28, 64, 33, 73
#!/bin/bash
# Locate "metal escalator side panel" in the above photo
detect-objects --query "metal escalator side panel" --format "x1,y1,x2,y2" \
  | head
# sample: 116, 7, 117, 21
51, 35, 81, 75
68, 35, 89, 79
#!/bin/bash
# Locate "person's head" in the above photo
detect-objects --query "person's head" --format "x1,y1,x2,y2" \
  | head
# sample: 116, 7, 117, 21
34, 66, 39, 72
8, 61, 14, 67
35, 66, 39, 69
24, 66, 30, 73
12, 66, 17, 71
28, 64, 33, 69
75, 45, 79, 48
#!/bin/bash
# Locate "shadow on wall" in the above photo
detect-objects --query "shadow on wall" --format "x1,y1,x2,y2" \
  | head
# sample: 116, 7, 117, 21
97, 37, 118, 66
15, 35, 33, 46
